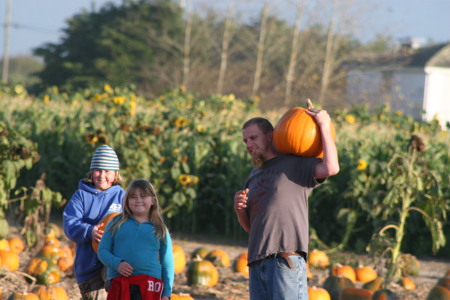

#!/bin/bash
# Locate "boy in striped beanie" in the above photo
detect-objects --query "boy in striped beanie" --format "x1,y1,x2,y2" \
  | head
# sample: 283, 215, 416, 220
64, 144, 125, 300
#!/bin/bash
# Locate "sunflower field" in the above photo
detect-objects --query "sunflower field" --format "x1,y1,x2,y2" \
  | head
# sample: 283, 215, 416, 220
0, 84, 449, 264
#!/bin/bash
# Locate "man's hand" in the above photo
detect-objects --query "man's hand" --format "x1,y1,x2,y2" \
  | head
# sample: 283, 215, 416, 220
234, 189, 249, 211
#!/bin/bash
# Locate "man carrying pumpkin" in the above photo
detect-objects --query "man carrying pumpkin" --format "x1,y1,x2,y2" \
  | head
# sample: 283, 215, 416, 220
233, 106, 339, 300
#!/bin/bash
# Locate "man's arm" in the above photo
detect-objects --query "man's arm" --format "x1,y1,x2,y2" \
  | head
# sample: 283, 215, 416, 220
234, 189, 250, 232
306, 109, 340, 179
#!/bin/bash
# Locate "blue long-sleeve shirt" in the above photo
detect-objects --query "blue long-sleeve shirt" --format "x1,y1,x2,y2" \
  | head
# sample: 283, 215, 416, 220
63, 179, 125, 283
97, 217, 174, 298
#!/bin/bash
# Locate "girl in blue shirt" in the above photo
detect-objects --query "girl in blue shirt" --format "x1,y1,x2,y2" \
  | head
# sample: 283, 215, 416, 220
98, 179, 174, 300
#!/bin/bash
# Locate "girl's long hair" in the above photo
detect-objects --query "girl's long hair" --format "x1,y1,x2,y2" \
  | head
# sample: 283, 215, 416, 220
108, 179, 167, 241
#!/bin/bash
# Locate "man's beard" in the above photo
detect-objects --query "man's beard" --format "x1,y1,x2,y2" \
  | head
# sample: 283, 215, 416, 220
252, 155, 265, 168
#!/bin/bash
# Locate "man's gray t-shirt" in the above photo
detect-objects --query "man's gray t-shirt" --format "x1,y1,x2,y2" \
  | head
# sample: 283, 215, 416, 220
244, 154, 322, 264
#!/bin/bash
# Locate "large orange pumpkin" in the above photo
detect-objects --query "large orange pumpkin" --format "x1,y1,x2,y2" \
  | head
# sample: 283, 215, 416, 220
8, 237, 25, 254
172, 245, 187, 274
273, 102, 336, 158
92, 212, 121, 252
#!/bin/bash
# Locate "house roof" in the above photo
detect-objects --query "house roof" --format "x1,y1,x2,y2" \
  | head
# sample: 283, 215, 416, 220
347, 42, 450, 70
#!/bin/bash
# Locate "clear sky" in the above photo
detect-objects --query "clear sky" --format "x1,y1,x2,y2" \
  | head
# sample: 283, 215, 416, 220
1, 0, 449, 56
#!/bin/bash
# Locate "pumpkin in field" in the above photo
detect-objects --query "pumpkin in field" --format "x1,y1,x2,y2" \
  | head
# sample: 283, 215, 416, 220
309, 249, 330, 269
372, 289, 397, 300
187, 259, 219, 287
46, 223, 63, 239
8, 237, 25, 254
400, 277, 416, 290
11, 292, 40, 299
41, 244, 65, 261
309, 286, 331, 300
172, 245, 187, 274
338, 287, 373, 300
354, 265, 377, 283
427, 286, 450, 300
233, 252, 249, 277
34, 286, 68, 300
92, 212, 121, 252
332, 264, 356, 283
205, 249, 231, 267
27, 257, 61, 285
191, 247, 210, 259
171, 293, 195, 300
273, 100, 336, 158
322, 275, 355, 300
0, 250, 20, 271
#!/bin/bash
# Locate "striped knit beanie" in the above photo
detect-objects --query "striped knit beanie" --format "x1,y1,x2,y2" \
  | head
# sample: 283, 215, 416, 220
90, 145, 120, 171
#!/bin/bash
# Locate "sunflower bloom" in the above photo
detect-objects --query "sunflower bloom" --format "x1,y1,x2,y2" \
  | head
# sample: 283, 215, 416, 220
44, 95, 50, 104
175, 117, 187, 128
357, 159, 368, 171
345, 114, 356, 124
179, 175, 191, 186
104, 84, 112, 93
197, 124, 206, 133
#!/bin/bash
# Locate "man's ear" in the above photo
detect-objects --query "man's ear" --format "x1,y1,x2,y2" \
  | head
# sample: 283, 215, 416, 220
267, 131, 273, 142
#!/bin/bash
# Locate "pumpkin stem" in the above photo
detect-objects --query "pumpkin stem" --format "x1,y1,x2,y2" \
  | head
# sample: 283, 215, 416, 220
306, 99, 313, 109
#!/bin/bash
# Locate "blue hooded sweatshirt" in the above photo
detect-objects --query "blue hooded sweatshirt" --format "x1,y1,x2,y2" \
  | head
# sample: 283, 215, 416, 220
63, 179, 125, 283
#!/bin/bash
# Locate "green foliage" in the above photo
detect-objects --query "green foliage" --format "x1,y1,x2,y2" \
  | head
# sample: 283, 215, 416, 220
1, 86, 449, 257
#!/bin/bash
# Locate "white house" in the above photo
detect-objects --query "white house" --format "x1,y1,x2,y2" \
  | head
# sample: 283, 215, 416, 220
346, 42, 450, 129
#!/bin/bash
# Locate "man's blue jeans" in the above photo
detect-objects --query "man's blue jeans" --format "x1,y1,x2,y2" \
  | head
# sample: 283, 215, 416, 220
249, 254, 308, 300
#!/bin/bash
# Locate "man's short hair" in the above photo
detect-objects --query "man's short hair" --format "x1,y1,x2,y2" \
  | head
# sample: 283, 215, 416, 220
242, 117, 274, 134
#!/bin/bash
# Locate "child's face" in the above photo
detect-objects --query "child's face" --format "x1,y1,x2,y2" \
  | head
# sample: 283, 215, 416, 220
92, 169, 116, 191
128, 188, 154, 218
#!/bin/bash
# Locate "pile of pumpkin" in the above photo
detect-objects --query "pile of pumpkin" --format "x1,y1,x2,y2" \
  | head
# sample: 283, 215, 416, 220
307, 249, 450, 300
170, 245, 248, 300
0, 223, 73, 299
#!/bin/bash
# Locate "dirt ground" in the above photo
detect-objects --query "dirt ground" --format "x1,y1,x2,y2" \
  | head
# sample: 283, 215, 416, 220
1, 231, 449, 299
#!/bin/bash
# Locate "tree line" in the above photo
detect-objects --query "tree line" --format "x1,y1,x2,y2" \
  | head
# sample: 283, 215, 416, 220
13, 0, 395, 110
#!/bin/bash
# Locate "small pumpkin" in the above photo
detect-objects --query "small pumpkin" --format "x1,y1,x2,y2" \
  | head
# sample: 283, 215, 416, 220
273, 100, 336, 158
338, 287, 373, 300
354, 265, 377, 283
400, 277, 416, 290
332, 264, 356, 283
171, 293, 195, 300
205, 249, 231, 267
92, 212, 121, 252
41, 244, 65, 261
372, 289, 397, 300
191, 247, 210, 259
46, 223, 63, 239
57, 256, 74, 272
27, 257, 62, 285
11, 292, 40, 300
426, 286, 450, 300
322, 275, 355, 300
0, 250, 20, 271
187, 259, 219, 287
34, 286, 68, 300
309, 249, 330, 269
233, 252, 249, 277
8, 237, 25, 254
172, 245, 187, 274
309, 286, 331, 300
